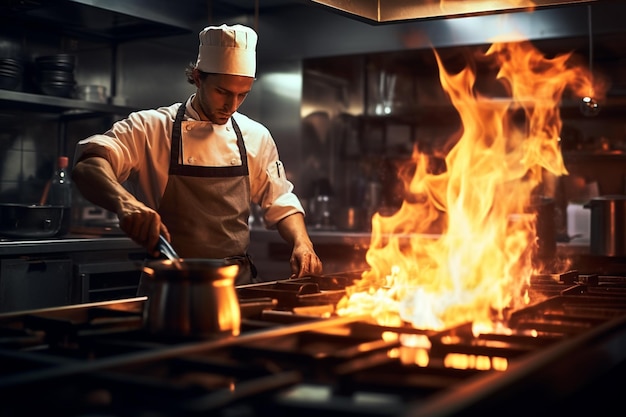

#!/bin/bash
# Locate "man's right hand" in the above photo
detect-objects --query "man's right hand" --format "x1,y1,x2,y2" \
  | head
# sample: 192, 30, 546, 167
118, 202, 170, 258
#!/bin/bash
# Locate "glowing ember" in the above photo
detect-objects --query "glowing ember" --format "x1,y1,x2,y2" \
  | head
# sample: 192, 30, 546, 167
336, 40, 600, 331
444, 353, 508, 371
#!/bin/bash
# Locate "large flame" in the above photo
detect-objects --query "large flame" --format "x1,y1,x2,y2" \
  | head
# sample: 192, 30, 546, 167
336, 40, 598, 331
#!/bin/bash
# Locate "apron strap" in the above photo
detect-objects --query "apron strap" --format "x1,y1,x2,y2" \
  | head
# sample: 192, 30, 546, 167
226, 253, 258, 281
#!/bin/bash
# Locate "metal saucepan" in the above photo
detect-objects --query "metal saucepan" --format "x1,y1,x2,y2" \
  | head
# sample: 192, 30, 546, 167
141, 238, 242, 338
0, 203, 65, 238
584, 195, 626, 256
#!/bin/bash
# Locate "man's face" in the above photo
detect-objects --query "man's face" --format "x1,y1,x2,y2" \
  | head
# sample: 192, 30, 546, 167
194, 71, 254, 124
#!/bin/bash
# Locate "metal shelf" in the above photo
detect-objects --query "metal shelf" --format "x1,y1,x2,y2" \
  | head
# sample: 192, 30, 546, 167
0, 90, 138, 119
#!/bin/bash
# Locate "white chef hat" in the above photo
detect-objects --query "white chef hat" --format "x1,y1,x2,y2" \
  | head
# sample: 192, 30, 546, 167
196, 24, 257, 77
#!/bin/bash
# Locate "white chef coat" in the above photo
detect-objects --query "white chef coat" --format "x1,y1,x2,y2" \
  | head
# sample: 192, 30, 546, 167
74, 95, 305, 228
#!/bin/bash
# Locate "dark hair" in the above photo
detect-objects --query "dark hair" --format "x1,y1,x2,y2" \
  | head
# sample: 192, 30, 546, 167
185, 63, 196, 84
185, 62, 212, 84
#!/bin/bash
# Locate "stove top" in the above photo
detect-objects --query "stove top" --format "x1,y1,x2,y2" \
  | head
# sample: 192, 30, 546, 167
1, 271, 626, 417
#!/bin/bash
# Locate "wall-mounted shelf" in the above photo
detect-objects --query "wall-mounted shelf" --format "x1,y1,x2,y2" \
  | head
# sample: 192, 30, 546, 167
0, 90, 137, 119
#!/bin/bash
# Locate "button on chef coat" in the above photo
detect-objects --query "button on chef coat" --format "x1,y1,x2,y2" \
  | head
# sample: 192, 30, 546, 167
74, 95, 304, 228
180, 121, 241, 167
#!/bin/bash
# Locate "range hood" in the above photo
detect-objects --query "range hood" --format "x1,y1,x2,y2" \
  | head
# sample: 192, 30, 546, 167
311, 0, 596, 23
0, 0, 195, 41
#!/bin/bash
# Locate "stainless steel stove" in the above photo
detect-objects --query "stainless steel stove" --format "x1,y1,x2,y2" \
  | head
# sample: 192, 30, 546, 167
1, 270, 626, 417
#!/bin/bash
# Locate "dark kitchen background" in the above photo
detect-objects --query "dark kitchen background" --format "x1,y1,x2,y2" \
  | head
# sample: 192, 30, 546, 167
2, 0, 626, 223
1, 0, 626, 298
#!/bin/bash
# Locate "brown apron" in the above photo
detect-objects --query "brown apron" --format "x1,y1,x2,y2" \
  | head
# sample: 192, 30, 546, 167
139, 102, 256, 292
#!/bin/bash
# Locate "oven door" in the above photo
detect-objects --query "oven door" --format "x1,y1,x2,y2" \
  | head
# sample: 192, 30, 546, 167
74, 260, 143, 303
0, 257, 72, 312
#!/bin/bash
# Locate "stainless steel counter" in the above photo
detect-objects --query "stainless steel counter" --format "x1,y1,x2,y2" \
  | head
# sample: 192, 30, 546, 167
0, 228, 591, 258
0, 233, 146, 312
252, 227, 591, 254
0, 234, 142, 256
250, 227, 592, 278
251, 227, 447, 247
0, 229, 594, 312
251, 227, 373, 247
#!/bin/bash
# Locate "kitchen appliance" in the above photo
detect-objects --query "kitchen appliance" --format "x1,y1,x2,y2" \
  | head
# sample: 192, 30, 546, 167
585, 195, 626, 256
567, 202, 591, 240
1, 266, 626, 417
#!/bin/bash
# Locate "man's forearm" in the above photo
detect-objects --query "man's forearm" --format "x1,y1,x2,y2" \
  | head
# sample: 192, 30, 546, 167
71, 156, 137, 215
276, 212, 313, 247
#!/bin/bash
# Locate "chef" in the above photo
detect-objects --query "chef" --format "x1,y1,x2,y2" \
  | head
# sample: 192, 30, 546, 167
72, 23, 323, 285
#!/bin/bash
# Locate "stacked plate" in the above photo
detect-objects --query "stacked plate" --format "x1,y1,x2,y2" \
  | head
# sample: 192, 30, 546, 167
34, 54, 76, 98
0, 58, 24, 91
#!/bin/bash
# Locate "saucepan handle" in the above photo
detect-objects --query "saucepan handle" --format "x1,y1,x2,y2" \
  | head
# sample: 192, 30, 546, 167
158, 234, 180, 260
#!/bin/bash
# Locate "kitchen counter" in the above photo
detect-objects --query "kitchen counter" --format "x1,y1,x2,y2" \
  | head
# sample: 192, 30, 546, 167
251, 226, 436, 247
558, 236, 591, 256
0, 230, 598, 312
1, 228, 591, 257
0, 232, 146, 312
0, 234, 142, 256
251, 227, 592, 254
250, 227, 593, 277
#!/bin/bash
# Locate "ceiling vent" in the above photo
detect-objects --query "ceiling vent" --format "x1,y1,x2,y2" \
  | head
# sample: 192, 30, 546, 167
311, 0, 596, 23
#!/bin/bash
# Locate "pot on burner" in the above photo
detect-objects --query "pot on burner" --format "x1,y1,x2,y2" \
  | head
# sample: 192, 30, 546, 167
141, 258, 242, 339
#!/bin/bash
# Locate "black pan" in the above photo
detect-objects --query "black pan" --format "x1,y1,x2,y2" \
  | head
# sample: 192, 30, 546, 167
0, 203, 64, 238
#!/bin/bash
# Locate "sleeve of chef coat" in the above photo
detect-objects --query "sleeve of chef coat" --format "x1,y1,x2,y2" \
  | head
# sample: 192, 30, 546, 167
263, 158, 305, 226
73, 106, 174, 209
239, 115, 305, 229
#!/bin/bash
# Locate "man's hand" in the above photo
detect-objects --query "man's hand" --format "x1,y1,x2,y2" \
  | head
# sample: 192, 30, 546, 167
118, 202, 170, 258
290, 242, 323, 278
275, 213, 324, 278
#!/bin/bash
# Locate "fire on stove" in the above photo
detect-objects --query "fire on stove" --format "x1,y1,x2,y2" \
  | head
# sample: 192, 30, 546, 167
327, 39, 607, 334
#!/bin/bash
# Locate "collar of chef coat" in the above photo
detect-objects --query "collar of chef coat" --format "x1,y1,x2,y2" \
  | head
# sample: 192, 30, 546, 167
184, 94, 233, 129
179, 95, 241, 167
